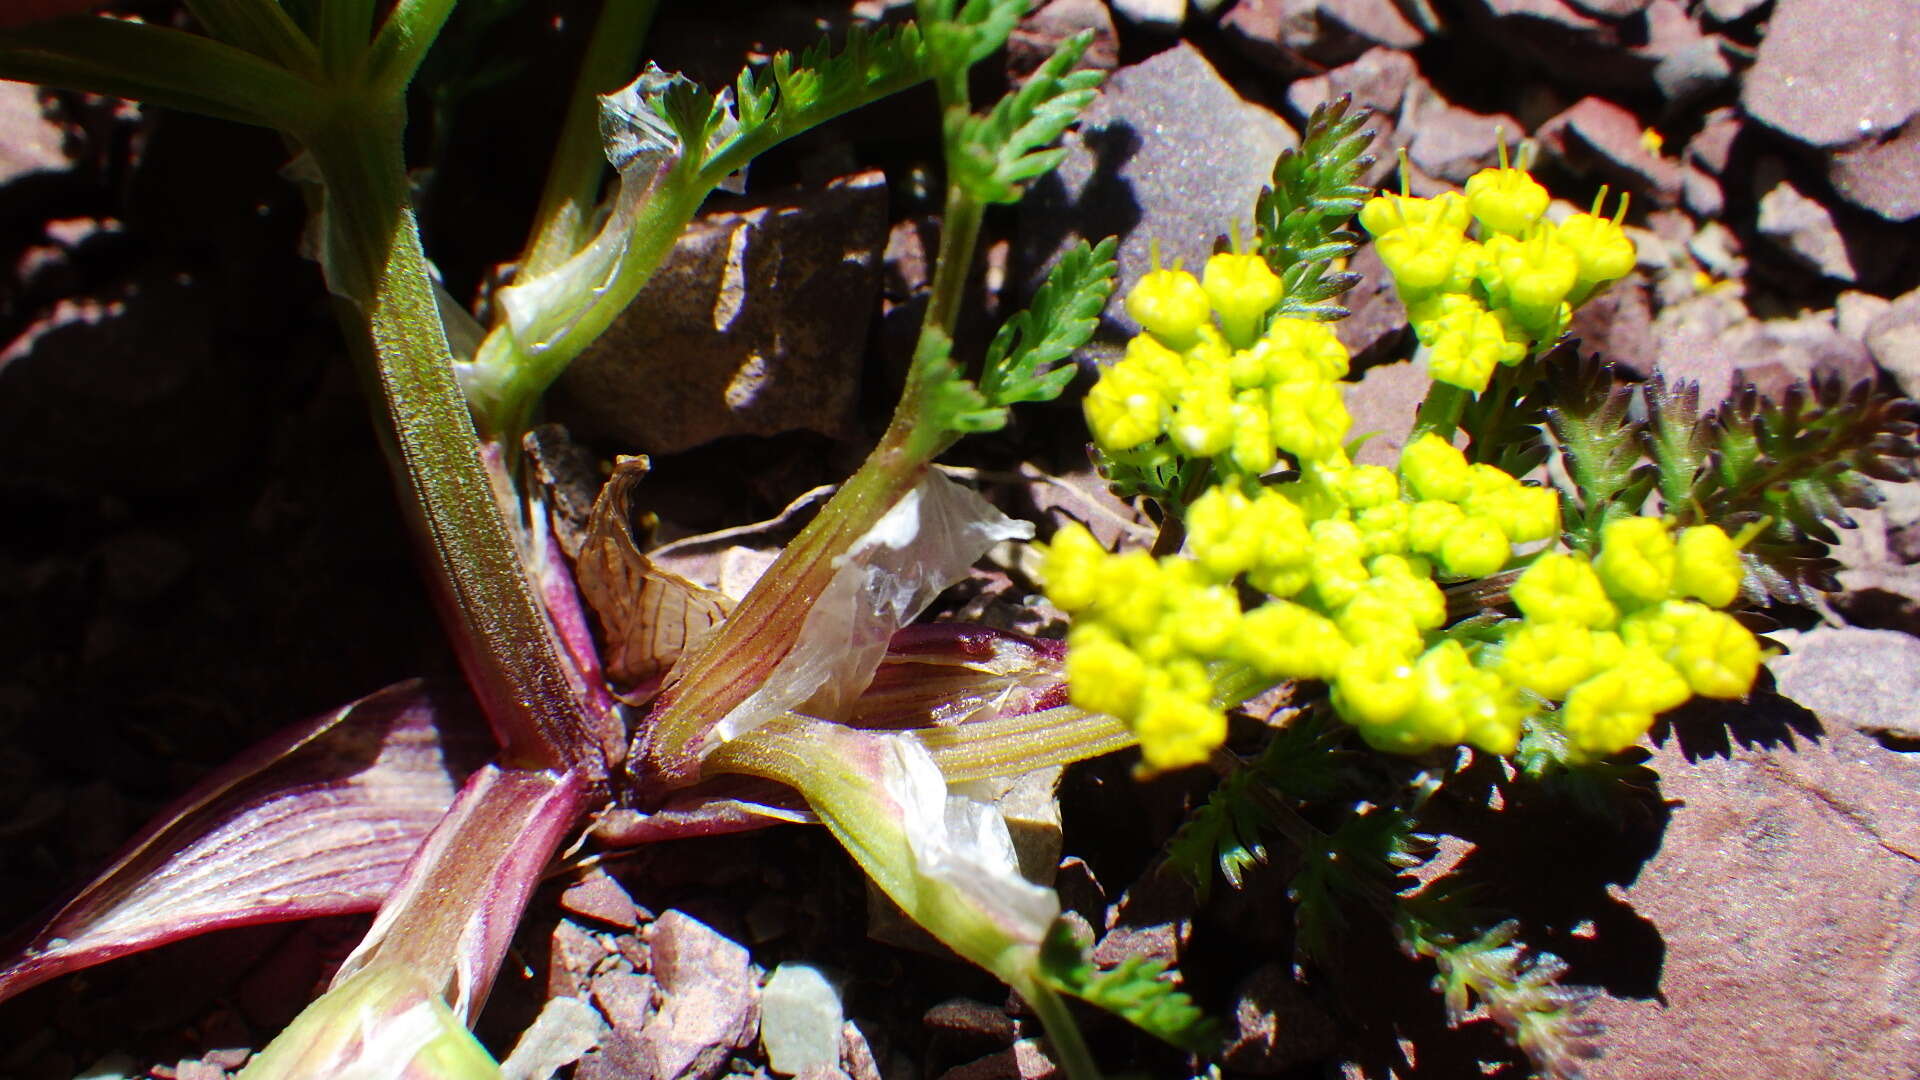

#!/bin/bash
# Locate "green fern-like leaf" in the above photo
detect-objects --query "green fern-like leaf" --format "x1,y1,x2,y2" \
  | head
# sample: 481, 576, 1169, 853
1038, 920, 1222, 1054
949, 30, 1103, 205
1291, 804, 1426, 963
1164, 711, 1349, 902
1652, 371, 1920, 604
915, 328, 1006, 435
918, 0, 1027, 74
1543, 357, 1656, 553
1401, 918, 1604, 1080
980, 237, 1118, 407
611, 23, 931, 187
1254, 94, 1375, 322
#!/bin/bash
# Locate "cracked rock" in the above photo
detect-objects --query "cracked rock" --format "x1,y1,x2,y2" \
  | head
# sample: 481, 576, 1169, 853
1588, 679, 1920, 1079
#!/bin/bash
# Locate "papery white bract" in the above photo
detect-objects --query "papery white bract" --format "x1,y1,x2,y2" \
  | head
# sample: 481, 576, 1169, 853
704, 471, 1034, 749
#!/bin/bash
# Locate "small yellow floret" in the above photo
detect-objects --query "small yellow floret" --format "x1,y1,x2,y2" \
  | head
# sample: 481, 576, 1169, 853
1672, 525, 1744, 607
1335, 642, 1421, 730
1510, 552, 1617, 627
1268, 380, 1351, 463
1438, 516, 1511, 578
1202, 253, 1284, 347
1126, 267, 1210, 349
1465, 166, 1550, 235
1559, 648, 1690, 758
1621, 600, 1761, 699
1040, 523, 1108, 612
1400, 433, 1473, 503
1134, 690, 1224, 772
1557, 211, 1636, 287
1262, 317, 1352, 381
1500, 620, 1602, 699
1237, 600, 1349, 680
1593, 516, 1676, 608
1378, 222, 1466, 295
1064, 625, 1145, 718
1481, 230, 1580, 327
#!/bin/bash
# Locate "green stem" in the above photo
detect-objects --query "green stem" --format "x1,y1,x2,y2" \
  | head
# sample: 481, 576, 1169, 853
300, 104, 597, 776
520, 0, 661, 279
923, 183, 985, 342
1025, 981, 1104, 1080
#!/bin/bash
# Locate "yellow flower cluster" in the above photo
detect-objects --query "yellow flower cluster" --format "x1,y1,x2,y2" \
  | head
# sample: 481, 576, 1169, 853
1083, 253, 1352, 476
1359, 164, 1635, 394
1500, 517, 1762, 760
1042, 431, 1563, 770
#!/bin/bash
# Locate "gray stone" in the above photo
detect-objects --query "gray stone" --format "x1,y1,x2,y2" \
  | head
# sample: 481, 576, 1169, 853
1681, 164, 1724, 219
1465, 0, 1659, 91
1316, 0, 1427, 50
1685, 107, 1743, 176
625, 911, 761, 1080
1741, 0, 1920, 149
1865, 287, 1920, 398
1110, 0, 1186, 31
1566, 272, 1654, 371
0, 81, 67, 188
1771, 626, 1920, 744
1835, 290, 1893, 340
1588, 682, 1920, 1079
1404, 90, 1523, 184
1649, 293, 1876, 405
1220, 0, 1327, 79
552, 172, 887, 453
1220, 0, 1423, 73
1536, 96, 1684, 205
1335, 245, 1411, 372
935, 1040, 1058, 1080
1654, 35, 1734, 102
1017, 43, 1297, 344
1830, 118, 1920, 222
1756, 179, 1860, 282
1701, 0, 1769, 19
760, 965, 844, 1077
1345, 359, 1428, 468
502, 996, 606, 1080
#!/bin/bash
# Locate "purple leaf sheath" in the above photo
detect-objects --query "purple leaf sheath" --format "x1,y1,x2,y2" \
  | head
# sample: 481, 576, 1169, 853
0, 679, 490, 1005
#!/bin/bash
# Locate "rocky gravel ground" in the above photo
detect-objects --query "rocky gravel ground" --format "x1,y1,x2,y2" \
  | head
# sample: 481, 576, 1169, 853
1, 1, 1917, 1078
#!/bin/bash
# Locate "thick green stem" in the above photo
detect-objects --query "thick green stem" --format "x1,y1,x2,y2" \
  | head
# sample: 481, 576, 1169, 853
300, 104, 597, 777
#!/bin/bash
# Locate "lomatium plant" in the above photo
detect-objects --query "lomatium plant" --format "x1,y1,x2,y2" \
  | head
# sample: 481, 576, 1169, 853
2, 3, 1917, 1078
1043, 100, 1919, 1078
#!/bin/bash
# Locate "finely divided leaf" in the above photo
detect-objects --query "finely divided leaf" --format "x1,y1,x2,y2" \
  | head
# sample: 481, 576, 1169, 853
980, 237, 1118, 407
1038, 920, 1221, 1053
948, 31, 1102, 205
1255, 94, 1374, 322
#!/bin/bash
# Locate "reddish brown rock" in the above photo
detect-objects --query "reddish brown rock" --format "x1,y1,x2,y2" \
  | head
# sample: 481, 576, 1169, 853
1741, 0, 1920, 149
552, 172, 887, 453
1221, 963, 1340, 1074
1588, 644, 1920, 1078
1829, 118, 1920, 222
1536, 96, 1685, 205
1007, 0, 1118, 79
